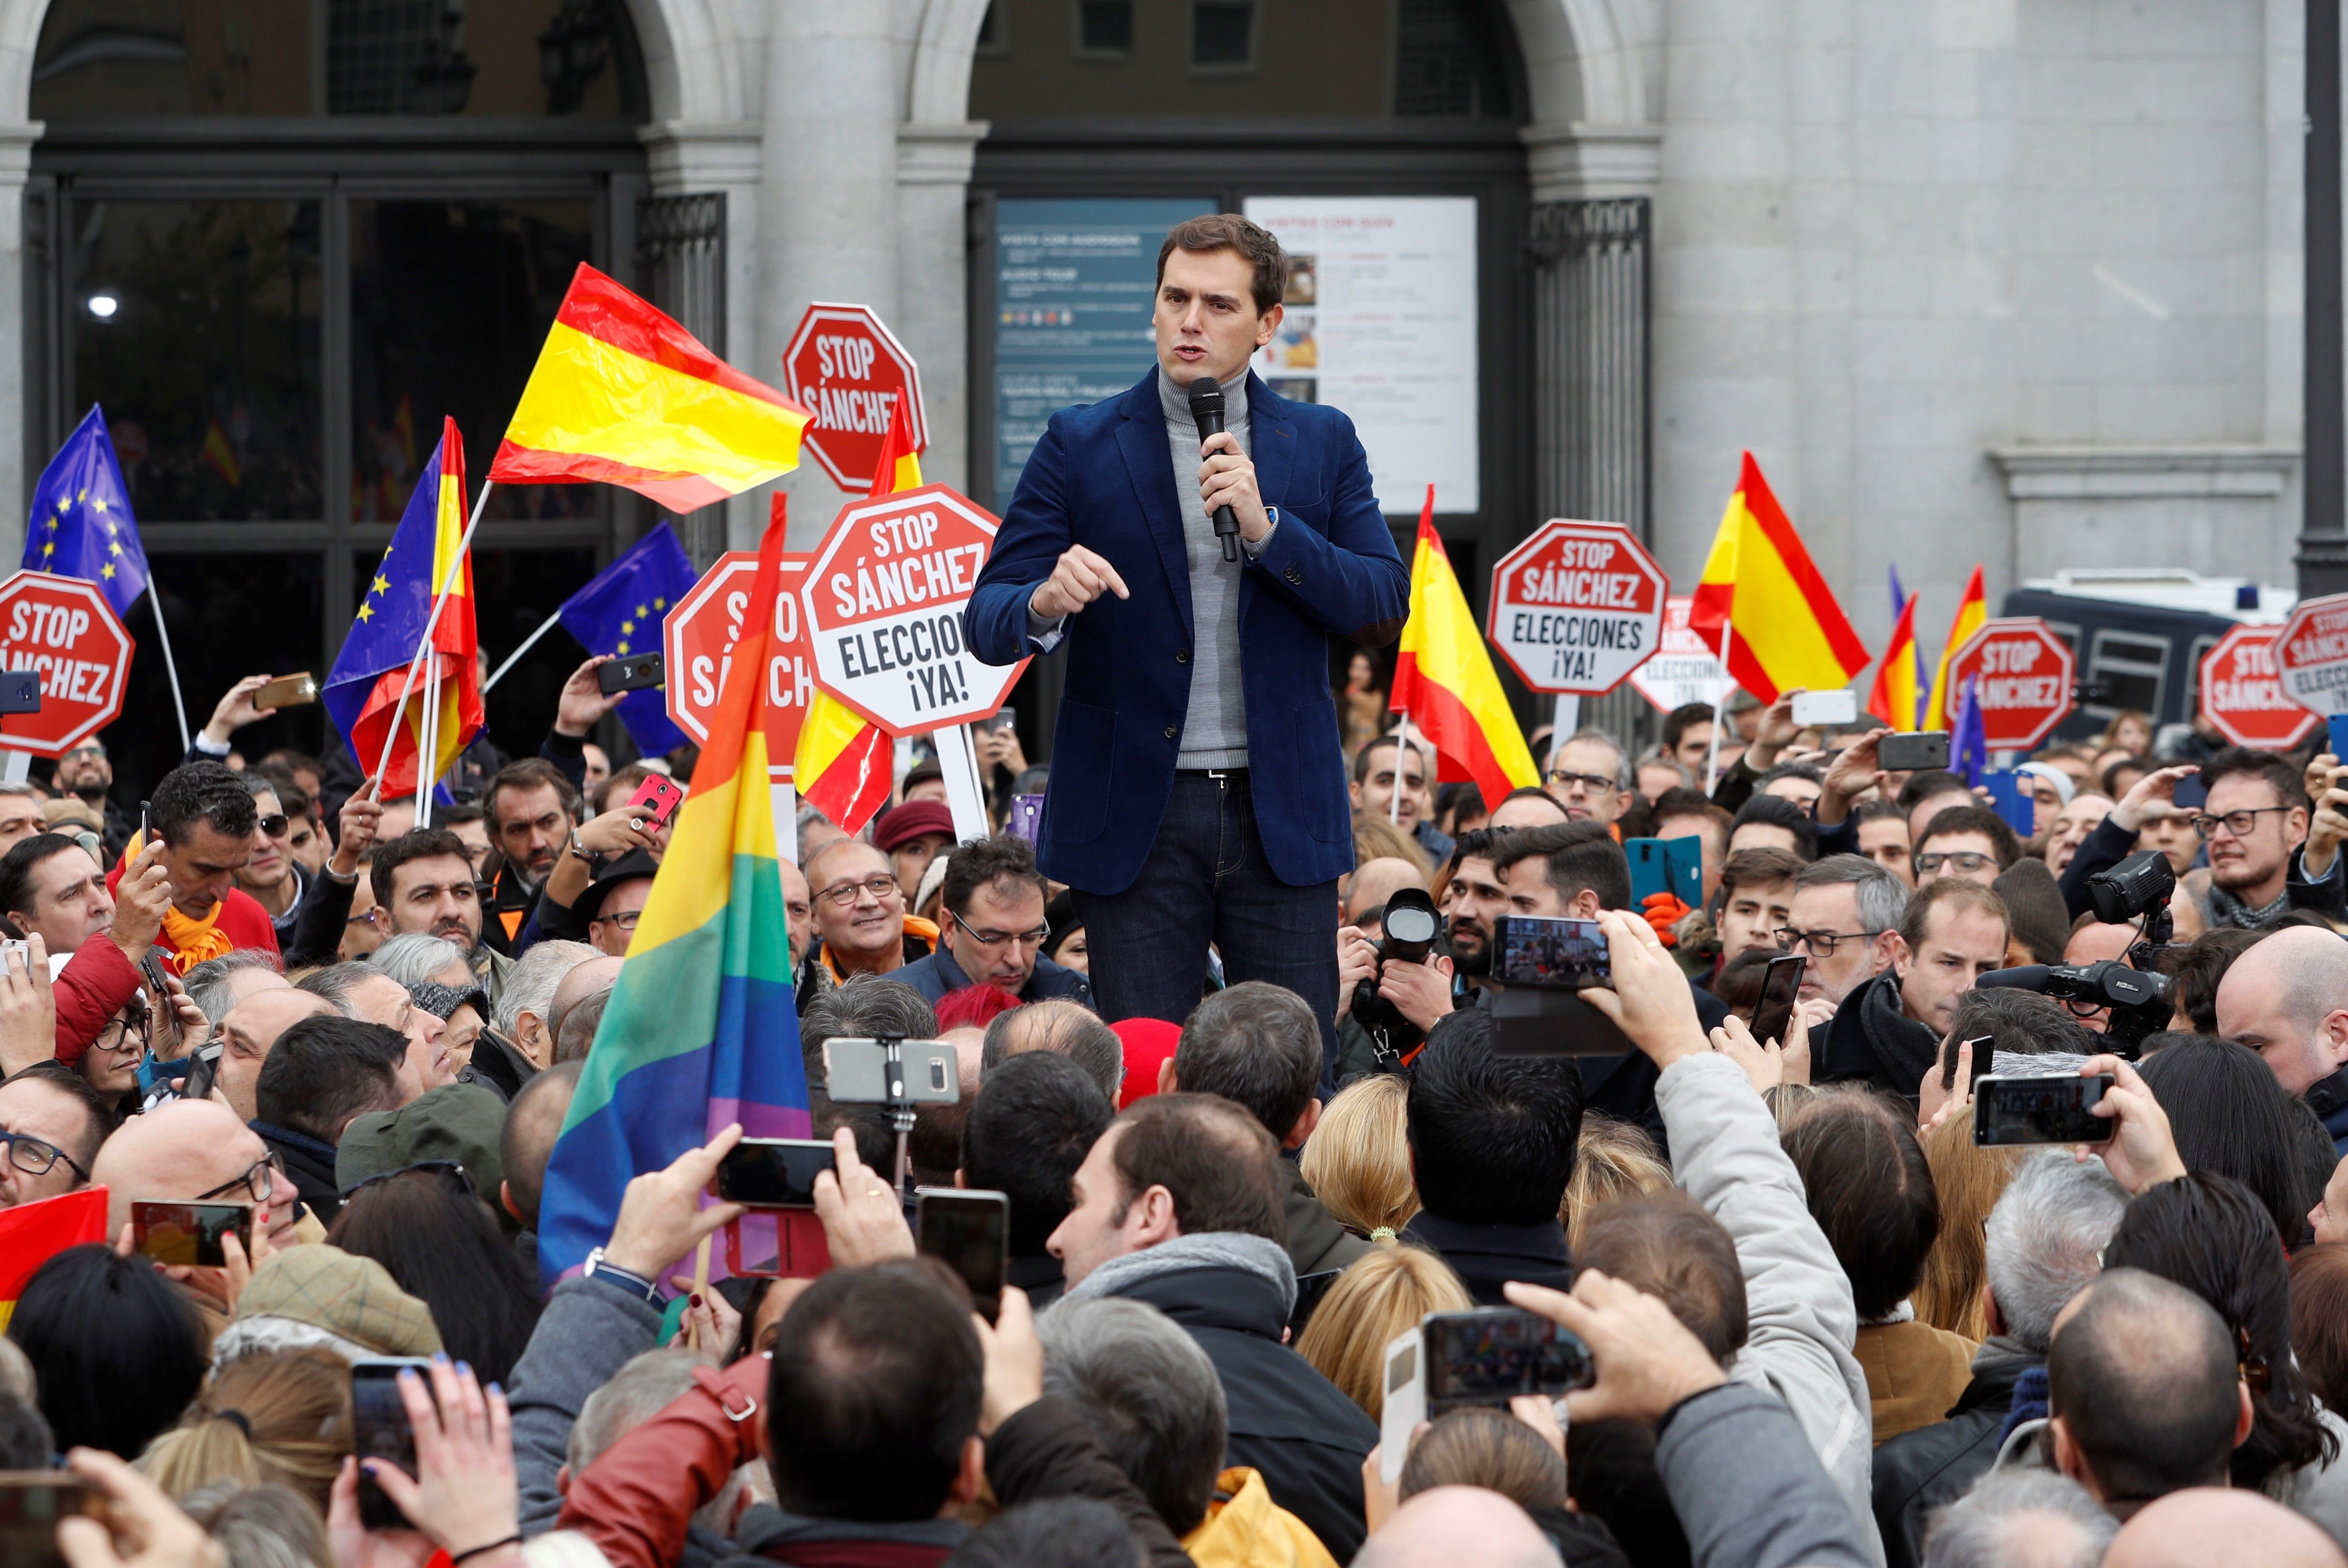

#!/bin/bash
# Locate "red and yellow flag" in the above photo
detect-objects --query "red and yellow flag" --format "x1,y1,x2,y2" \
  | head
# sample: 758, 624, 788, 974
1390, 487, 1539, 811
1925, 564, 1987, 729
1688, 453, 1869, 704
490, 264, 811, 514
1867, 591, 1923, 731
0, 1187, 108, 1329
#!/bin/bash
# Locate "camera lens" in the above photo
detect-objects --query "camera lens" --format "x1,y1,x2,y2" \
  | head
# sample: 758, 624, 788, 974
1386, 906, 1438, 944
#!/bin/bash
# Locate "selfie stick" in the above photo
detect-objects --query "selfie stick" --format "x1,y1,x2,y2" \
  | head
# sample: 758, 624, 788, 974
872, 1033, 920, 1197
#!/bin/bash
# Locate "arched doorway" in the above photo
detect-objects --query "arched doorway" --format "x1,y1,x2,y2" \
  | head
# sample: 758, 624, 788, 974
19, 0, 657, 787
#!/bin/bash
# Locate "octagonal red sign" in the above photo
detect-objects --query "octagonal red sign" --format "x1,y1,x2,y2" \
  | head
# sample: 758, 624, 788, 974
0, 570, 133, 757
801, 484, 1025, 736
1940, 616, 2075, 749
2276, 591, 2348, 717
782, 303, 926, 492
2199, 624, 2318, 749
663, 551, 815, 777
1485, 520, 1668, 695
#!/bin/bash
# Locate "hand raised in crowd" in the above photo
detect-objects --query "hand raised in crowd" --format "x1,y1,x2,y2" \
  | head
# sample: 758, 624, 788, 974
1710, 1011, 1812, 1096
200, 675, 273, 747
333, 1359, 520, 1568
1028, 545, 1130, 621
1917, 1033, 1980, 1134
1506, 1270, 1727, 1428
331, 792, 385, 879
0, 933, 55, 1077
1335, 925, 1379, 1027
1578, 909, 1707, 1072
1743, 689, 1805, 774
973, 1284, 1044, 1436
666, 1276, 743, 1360
578, 802, 667, 859
151, 970, 209, 1061
54, 1446, 224, 1568
1815, 727, 1890, 827
2109, 764, 2199, 834
108, 839, 171, 960
554, 655, 627, 739
2305, 757, 2348, 879
166, 1214, 273, 1312
2081, 1053, 2187, 1194
1377, 949, 1455, 1033
975, 722, 1028, 777
608, 1123, 747, 1281
811, 1126, 916, 1268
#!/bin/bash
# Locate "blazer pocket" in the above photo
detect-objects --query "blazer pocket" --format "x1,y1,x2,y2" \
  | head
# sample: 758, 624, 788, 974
1043, 697, 1116, 846
1293, 696, 1350, 842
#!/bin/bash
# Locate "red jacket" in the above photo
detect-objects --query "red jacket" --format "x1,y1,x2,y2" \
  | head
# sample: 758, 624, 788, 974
52, 937, 142, 1066
104, 864, 279, 970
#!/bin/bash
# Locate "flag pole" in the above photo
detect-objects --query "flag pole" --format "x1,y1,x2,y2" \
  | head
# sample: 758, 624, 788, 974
146, 592, 190, 752
1390, 712, 1411, 825
418, 657, 438, 829
371, 480, 494, 792
1704, 623, 1732, 795
484, 608, 563, 693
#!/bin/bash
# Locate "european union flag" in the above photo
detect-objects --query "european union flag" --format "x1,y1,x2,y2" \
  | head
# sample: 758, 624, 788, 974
27, 407, 150, 617
559, 522, 696, 758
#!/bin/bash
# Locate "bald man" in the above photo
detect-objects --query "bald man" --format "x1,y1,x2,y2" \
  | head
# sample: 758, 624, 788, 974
2214, 926, 2348, 1151
1345, 857, 1428, 926
214, 988, 335, 1123
547, 954, 622, 1043
90, 1098, 303, 1330
1353, 1487, 1559, 1568
2104, 1488, 2347, 1568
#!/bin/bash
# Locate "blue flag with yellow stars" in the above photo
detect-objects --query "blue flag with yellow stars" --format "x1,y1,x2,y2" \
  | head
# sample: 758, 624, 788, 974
27, 406, 150, 617
557, 521, 696, 758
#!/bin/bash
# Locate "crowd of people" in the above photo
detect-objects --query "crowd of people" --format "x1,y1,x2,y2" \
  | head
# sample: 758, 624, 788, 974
12, 647, 2348, 1568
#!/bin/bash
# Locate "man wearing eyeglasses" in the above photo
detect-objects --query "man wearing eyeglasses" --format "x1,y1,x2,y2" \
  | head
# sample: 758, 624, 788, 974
53, 739, 131, 863
91, 1098, 305, 1309
2063, 751, 2340, 929
577, 850, 656, 960
797, 838, 939, 1002
1782, 855, 1909, 1009
0, 1064, 109, 1207
1544, 728, 1631, 829
1911, 807, 2018, 890
896, 837, 1092, 1008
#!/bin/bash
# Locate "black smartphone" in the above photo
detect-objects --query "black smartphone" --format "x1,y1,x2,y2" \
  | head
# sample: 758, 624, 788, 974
352, 1358, 430, 1530
0, 1474, 105, 1568
1748, 953, 1806, 1048
713, 1137, 838, 1208
916, 1188, 1009, 1324
1973, 1073, 2115, 1147
1877, 731, 1952, 773
1421, 1307, 1595, 1416
597, 653, 665, 695
2170, 772, 2208, 811
179, 1042, 221, 1103
0, 673, 39, 716
132, 1199, 252, 1266
1494, 915, 1612, 990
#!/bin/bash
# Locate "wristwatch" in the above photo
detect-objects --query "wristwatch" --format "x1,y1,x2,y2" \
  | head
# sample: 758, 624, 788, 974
583, 1247, 658, 1301
566, 828, 593, 864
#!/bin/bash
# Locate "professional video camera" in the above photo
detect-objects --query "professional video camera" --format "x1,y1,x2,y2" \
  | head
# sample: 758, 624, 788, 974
1976, 850, 2176, 1051
1352, 886, 1441, 1070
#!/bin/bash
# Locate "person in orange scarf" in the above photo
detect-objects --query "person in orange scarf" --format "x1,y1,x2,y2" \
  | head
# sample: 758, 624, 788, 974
106, 761, 280, 973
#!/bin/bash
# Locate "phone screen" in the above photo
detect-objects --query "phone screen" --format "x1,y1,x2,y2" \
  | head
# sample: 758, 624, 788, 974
2330, 714, 2348, 762
916, 1189, 1008, 1323
714, 1138, 837, 1207
133, 1200, 252, 1267
1973, 1074, 2114, 1147
1748, 954, 1806, 1048
0, 1476, 103, 1568
1422, 1309, 1594, 1414
1494, 916, 1611, 990
352, 1359, 429, 1530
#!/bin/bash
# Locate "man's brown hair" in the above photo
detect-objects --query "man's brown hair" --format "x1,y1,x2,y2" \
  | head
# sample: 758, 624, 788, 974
484, 757, 578, 828
1717, 846, 1805, 902
1109, 1093, 1286, 1244
1897, 875, 2010, 956
1156, 214, 1288, 315
1573, 1191, 1748, 1365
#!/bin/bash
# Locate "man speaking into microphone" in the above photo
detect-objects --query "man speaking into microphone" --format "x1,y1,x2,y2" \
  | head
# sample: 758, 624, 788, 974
966, 214, 1408, 1070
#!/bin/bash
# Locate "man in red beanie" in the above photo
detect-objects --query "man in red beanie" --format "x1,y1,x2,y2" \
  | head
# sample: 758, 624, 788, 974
872, 800, 959, 903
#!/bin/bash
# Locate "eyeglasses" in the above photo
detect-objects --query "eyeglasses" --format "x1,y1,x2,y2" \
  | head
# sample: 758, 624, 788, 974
0, 1129, 87, 1181
62, 746, 104, 763
340, 1159, 475, 1202
2191, 807, 2294, 840
1772, 927, 1877, 956
1915, 850, 1994, 875
595, 909, 642, 932
92, 1010, 151, 1055
196, 1151, 284, 1205
949, 906, 1050, 951
256, 814, 289, 839
818, 875, 900, 908
1546, 770, 1617, 794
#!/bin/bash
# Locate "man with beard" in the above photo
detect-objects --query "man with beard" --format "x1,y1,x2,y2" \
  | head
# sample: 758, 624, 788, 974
1332, 827, 1509, 1083
481, 758, 584, 953
368, 828, 505, 1000
52, 739, 131, 862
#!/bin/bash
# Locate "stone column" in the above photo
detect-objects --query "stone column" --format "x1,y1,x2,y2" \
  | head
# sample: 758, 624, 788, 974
895, 121, 987, 492
0, 122, 40, 561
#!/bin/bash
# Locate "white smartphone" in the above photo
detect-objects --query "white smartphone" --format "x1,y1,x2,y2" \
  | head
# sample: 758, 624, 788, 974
1379, 1326, 1426, 1484
1790, 688, 1858, 727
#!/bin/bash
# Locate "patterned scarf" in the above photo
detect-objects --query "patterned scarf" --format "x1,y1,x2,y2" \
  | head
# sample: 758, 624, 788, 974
2207, 880, 2293, 931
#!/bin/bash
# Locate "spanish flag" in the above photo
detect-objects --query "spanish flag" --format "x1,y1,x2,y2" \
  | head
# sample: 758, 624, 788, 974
1867, 590, 1923, 731
536, 508, 808, 1288
1688, 453, 1869, 704
199, 419, 240, 488
490, 264, 812, 514
0, 1187, 108, 1329
1390, 487, 1539, 810
1926, 564, 1988, 730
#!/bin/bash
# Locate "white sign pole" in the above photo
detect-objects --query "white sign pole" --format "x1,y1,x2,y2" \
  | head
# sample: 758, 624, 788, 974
0, 750, 30, 785
932, 725, 990, 843
1550, 694, 1580, 747
1704, 623, 1733, 795
772, 777, 799, 865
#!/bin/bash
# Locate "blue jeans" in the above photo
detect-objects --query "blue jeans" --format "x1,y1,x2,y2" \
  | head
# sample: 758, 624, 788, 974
1075, 770, 1341, 1084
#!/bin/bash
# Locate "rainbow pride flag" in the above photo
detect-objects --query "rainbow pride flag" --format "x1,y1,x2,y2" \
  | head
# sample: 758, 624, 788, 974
535, 511, 808, 1290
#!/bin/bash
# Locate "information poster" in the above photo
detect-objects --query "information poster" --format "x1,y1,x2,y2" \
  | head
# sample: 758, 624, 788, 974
992, 197, 1214, 502
1241, 195, 1480, 514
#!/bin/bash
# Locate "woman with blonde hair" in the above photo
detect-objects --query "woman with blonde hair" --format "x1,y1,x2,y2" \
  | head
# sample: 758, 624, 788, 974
1299, 1074, 1418, 1238
1296, 1246, 1472, 1423
1910, 1113, 2024, 1342
137, 1349, 352, 1512
1561, 1114, 1674, 1250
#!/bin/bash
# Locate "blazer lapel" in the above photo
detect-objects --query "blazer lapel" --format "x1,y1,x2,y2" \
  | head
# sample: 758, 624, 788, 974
1115, 373, 1194, 643
1246, 372, 1299, 508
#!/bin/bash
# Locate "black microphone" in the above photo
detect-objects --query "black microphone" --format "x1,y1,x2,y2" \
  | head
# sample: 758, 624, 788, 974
1187, 376, 1243, 562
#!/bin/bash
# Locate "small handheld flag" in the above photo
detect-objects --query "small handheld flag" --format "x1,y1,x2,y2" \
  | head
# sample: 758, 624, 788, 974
1867, 590, 1922, 732
558, 522, 698, 758
29, 408, 151, 617
1390, 487, 1540, 811
1927, 565, 1988, 731
1688, 454, 1870, 704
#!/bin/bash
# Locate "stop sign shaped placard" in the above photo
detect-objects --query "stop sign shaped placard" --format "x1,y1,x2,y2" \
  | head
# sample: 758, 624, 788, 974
2276, 592, 2348, 717
1941, 617, 2075, 749
1485, 520, 1668, 695
2200, 625, 2319, 749
802, 484, 1025, 736
663, 553, 816, 775
0, 571, 133, 756
783, 303, 926, 493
